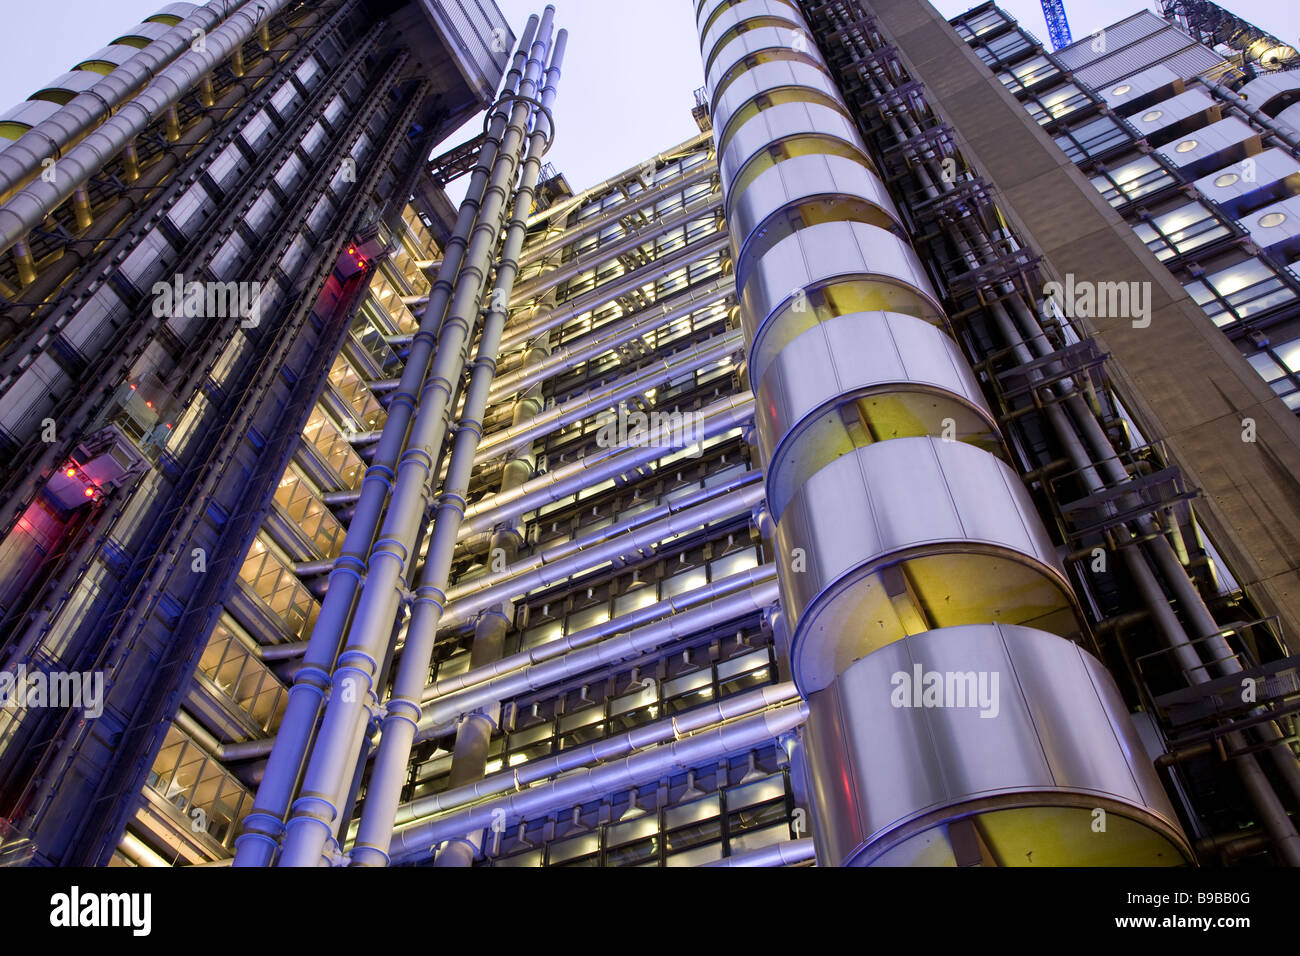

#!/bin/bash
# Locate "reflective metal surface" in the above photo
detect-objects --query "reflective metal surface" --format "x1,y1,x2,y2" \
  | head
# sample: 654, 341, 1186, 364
800, 624, 1192, 867
755, 311, 1001, 519
741, 220, 946, 379
713, 60, 848, 154
719, 101, 869, 192
701, 0, 803, 68
729, 153, 904, 288
706, 26, 828, 96
773, 438, 1081, 692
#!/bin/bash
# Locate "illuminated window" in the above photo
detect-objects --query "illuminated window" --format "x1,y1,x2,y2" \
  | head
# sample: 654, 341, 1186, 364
1133, 201, 1231, 261
1091, 154, 1176, 206
1183, 257, 1297, 328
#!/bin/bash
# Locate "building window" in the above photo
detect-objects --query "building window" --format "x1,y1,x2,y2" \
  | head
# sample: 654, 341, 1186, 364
999, 55, 1060, 93
1091, 154, 1177, 206
1132, 201, 1233, 262
976, 30, 1033, 66
1246, 339, 1300, 411
1183, 257, 1299, 329
956, 9, 1013, 43
1055, 116, 1131, 162
1025, 83, 1093, 126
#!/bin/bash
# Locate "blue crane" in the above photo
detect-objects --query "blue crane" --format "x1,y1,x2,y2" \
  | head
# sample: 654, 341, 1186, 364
1040, 0, 1074, 51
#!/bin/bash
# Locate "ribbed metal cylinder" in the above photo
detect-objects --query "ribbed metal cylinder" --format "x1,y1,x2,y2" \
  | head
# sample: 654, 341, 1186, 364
801, 623, 1191, 866
695, 0, 1188, 866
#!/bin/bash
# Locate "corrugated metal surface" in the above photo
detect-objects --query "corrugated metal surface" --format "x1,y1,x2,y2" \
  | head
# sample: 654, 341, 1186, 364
1076, 39, 1225, 87
1056, 12, 1164, 69
423, 0, 516, 105
1055, 10, 1227, 87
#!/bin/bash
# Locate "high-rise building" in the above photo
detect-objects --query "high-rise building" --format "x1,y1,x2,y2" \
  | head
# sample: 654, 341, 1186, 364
0, 0, 1298, 869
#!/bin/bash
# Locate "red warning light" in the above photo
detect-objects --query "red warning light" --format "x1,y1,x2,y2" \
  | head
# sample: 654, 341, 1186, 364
146, 400, 154, 409
66, 468, 76, 477
129, 383, 137, 390
84, 488, 94, 498
165, 423, 173, 430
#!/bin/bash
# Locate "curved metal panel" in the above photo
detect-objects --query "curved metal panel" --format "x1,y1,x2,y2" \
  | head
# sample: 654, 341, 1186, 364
29, 71, 104, 102
706, 26, 828, 97
774, 438, 1081, 692
719, 102, 868, 193
76, 45, 139, 69
741, 220, 946, 377
730, 155, 904, 289
1278, 102, 1300, 136
801, 624, 1191, 866
729, 152, 901, 247
756, 311, 1001, 519
713, 60, 846, 148
111, 21, 174, 46
702, 0, 805, 69
1237, 72, 1300, 115
148, 2, 202, 21
699, 0, 801, 35
0, 99, 62, 129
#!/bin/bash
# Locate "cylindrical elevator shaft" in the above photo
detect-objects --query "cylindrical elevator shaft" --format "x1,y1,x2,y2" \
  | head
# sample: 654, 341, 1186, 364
694, 0, 1191, 866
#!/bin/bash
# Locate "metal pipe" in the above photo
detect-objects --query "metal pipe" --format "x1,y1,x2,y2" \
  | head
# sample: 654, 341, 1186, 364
434, 308, 555, 867
487, 275, 735, 402
0, 0, 303, 256
275, 8, 559, 868
460, 391, 753, 533
1193, 75, 1300, 156
385, 701, 810, 865
498, 232, 733, 351
119, 831, 170, 868
471, 328, 743, 464
315, 390, 753, 528
509, 196, 724, 304
386, 681, 799, 828
701, 838, 816, 867
232, 14, 544, 868
416, 575, 782, 737
427, 563, 778, 700
518, 163, 720, 268
0, 0, 256, 202
442, 471, 761, 606
349, 25, 567, 869
437, 480, 765, 634
351, 328, 741, 459
173, 711, 277, 762
524, 130, 715, 229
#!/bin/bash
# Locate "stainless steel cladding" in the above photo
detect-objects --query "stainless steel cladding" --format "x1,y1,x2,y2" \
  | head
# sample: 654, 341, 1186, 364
695, 0, 1190, 865
800, 623, 1192, 866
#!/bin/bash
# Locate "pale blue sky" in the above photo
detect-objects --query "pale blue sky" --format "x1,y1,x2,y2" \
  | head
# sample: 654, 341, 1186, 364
2, 0, 1297, 194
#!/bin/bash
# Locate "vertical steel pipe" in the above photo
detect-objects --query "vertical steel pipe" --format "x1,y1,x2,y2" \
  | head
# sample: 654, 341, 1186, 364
232, 15, 544, 868
348, 25, 567, 868
275, 7, 559, 868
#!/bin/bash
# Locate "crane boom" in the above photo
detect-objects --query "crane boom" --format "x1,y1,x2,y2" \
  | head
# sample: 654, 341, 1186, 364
1040, 0, 1074, 51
